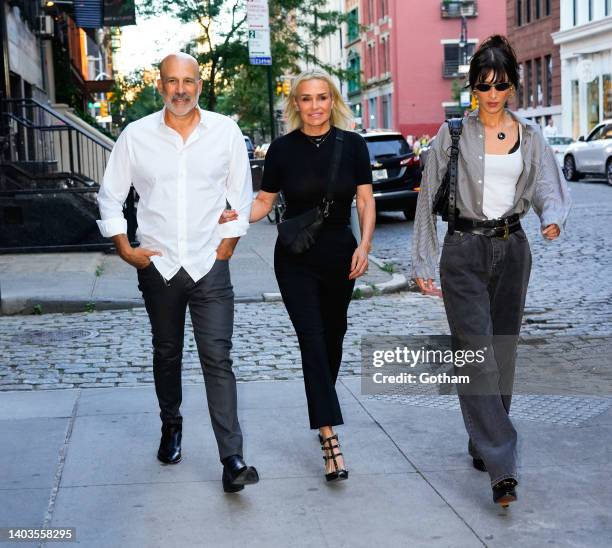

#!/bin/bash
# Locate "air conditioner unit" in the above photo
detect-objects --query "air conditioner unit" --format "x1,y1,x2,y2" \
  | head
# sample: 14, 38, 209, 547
37, 15, 54, 38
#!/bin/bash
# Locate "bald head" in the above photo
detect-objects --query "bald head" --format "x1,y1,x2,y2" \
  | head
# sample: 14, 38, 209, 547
157, 52, 202, 118
159, 52, 200, 81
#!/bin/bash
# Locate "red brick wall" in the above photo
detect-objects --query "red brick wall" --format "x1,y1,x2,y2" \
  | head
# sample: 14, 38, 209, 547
506, 0, 561, 109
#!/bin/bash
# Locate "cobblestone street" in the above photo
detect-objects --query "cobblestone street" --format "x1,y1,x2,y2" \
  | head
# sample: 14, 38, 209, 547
1, 180, 611, 392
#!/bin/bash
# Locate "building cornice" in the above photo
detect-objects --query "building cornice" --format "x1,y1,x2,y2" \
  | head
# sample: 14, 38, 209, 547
552, 16, 612, 46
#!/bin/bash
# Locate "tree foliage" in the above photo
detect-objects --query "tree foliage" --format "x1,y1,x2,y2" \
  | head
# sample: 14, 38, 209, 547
127, 0, 349, 139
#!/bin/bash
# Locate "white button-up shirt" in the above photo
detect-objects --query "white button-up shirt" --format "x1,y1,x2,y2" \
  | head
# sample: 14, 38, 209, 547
96, 107, 252, 282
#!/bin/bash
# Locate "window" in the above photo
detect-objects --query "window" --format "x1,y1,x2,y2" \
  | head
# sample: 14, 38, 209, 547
368, 43, 375, 79
526, 60, 533, 107
347, 9, 359, 43
380, 36, 390, 74
587, 124, 605, 142
606, 0, 611, 16
587, 76, 600, 131
573, 0, 577, 25
545, 0, 551, 16
545, 55, 552, 107
348, 53, 361, 94
603, 74, 612, 120
517, 0, 523, 26
526, 0, 531, 23
588, 0, 593, 21
368, 97, 378, 129
535, 0, 541, 19
443, 42, 476, 78
536, 57, 543, 106
381, 94, 392, 129
380, 0, 388, 18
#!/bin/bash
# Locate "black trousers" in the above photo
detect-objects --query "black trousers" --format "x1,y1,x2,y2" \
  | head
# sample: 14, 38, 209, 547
274, 225, 357, 429
439, 228, 532, 485
137, 260, 243, 460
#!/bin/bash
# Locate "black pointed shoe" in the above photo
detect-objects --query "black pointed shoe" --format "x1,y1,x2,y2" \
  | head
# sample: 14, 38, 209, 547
157, 424, 182, 464
492, 478, 518, 508
221, 455, 259, 493
472, 458, 487, 472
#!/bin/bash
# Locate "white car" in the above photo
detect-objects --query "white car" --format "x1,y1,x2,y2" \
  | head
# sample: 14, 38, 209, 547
546, 136, 574, 167
563, 120, 612, 185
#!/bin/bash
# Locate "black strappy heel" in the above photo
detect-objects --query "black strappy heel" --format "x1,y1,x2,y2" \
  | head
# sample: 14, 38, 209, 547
321, 434, 348, 482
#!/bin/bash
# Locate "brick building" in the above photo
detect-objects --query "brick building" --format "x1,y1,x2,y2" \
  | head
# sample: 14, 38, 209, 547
344, 0, 506, 137
507, 0, 562, 129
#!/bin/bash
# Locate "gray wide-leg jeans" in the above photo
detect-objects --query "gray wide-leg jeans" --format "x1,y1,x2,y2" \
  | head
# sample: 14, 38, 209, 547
439, 228, 531, 486
137, 259, 243, 461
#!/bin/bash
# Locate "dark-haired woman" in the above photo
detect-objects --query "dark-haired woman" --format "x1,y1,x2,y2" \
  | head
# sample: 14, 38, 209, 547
412, 35, 571, 507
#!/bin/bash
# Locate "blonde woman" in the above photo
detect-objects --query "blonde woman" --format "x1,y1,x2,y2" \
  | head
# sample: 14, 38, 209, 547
249, 70, 375, 481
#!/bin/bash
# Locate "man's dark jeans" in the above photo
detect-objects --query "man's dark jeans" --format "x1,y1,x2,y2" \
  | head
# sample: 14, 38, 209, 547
440, 228, 532, 486
137, 259, 242, 460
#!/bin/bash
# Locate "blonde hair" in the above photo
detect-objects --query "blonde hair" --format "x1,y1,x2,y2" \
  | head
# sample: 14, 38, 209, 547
284, 69, 354, 131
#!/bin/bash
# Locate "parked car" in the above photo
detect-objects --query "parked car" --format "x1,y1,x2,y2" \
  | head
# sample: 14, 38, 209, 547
361, 130, 422, 220
546, 136, 574, 167
563, 120, 612, 185
244, 136, 255, 159
255, 142, 270, 159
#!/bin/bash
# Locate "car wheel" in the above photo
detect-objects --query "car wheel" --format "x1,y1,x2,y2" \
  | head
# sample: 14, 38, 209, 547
403, 203, 417, 221
607, 158, 612, 187
563, 155, 579, 181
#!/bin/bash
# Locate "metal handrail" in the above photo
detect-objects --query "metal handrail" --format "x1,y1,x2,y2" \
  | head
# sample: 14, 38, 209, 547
1, 98, 112, 151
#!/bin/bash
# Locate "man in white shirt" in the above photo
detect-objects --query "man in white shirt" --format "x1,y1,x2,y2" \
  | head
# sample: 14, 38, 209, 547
543, 118, 558, 138
96, 52, 258, 493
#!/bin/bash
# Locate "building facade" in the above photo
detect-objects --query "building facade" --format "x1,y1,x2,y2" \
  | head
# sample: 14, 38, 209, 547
507, 0, 562, 129
552, 0, 612, 138
345, 0, 506, 136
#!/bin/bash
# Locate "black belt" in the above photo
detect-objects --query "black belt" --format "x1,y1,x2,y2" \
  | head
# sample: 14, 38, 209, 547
454, 214, 521, 240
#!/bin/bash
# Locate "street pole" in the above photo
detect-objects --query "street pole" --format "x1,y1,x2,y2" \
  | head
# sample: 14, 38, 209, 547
267, 65, 276, 141
0, 0, 10, 102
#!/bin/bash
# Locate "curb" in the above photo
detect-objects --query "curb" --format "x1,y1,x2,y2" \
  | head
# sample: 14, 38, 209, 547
0, 256, 409, 316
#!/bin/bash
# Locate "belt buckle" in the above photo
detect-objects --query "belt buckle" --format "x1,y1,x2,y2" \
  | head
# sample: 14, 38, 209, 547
496, 219, 510, 240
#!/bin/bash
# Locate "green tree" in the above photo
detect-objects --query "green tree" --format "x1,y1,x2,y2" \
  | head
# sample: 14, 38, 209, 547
138, 0, 349, 138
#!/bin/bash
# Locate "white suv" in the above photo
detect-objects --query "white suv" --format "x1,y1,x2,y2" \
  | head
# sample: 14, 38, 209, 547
563, 120, 612, 185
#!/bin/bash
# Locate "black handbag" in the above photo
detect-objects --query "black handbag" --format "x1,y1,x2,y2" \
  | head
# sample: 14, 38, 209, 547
277, 129, 345, 254
432, 118, 462, 234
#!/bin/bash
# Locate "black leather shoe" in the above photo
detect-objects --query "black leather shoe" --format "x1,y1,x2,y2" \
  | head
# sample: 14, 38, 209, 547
221, 455, 259, 493
472, 457, 487, 472
157, 424, 182, 464
492, 478, 518, 507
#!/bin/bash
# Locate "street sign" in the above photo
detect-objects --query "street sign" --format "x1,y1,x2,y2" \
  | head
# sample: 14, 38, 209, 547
247, 0, 272, 65
460, 90, 471, 107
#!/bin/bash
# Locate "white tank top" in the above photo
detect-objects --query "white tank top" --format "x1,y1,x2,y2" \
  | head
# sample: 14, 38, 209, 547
482, 126, 523, 220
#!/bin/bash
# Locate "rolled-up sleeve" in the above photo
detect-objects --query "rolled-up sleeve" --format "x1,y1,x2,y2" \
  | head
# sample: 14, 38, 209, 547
411, 125, 448, 280
217, 123, 253, 239
96, 128, 132, 238
531, 137, 572, 230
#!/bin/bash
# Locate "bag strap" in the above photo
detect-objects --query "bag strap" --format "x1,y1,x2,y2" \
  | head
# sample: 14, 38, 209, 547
446, 118, 463, 235
322, 128, 345, 217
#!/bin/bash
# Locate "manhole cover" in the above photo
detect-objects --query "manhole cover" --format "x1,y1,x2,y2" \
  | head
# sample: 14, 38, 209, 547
12, 329, 97, 344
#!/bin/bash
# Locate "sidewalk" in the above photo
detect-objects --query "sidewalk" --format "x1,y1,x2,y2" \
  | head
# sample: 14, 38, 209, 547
1, 378, 610, 547
0, 220, 408, 315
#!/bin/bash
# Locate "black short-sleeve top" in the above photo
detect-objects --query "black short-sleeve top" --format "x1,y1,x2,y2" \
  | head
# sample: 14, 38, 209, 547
260, 127, 373, 226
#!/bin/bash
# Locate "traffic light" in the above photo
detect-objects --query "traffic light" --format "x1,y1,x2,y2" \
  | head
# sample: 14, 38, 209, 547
99, 100, 108, 118
276, 81, 282, 96
282, 79, 291, 96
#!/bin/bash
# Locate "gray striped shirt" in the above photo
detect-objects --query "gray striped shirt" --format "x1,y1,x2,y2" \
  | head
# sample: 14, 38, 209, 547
411, 109, 571, 280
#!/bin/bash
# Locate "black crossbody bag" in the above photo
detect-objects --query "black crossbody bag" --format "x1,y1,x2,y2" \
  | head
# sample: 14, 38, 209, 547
432, 118, 463, 235
277, 129, 345, 254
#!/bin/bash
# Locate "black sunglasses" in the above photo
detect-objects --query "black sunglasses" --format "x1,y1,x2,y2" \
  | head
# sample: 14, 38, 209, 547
473, 82, 512, 92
